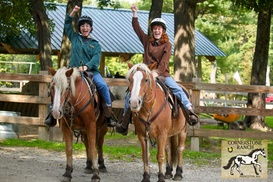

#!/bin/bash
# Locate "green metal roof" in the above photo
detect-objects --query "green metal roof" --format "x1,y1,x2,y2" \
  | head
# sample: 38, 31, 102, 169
5, 3, 226, 57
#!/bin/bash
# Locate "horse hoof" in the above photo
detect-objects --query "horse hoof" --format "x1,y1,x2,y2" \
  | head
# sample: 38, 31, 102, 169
157, 173, 165, 182
61, 176, 72, 182
91, 179, 100, 182
141, 180, 150, 182
91, 173, 100, 182
141, 172, 150, 182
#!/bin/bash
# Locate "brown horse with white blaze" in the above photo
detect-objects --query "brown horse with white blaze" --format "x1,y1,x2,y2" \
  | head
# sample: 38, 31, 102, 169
126, 63, 187, 182
48, 67, 108, 182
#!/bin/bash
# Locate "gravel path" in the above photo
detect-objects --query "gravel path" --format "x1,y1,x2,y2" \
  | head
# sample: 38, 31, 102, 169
0, 146, 272, 182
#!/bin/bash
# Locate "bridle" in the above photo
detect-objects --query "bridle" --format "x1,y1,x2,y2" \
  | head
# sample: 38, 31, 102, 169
132, 71, 169, 133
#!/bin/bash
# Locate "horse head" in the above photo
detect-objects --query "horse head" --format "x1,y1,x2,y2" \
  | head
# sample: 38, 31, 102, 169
126, 63, 156, 112
257, 148, 266, 158
48, 67, 79, 120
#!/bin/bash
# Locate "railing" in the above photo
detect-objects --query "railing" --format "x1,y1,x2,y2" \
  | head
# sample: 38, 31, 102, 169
1, 72, 273, 150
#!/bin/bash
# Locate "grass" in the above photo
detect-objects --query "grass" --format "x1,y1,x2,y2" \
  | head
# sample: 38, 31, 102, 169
0, 118, 272, 168
0, 131, 220, 166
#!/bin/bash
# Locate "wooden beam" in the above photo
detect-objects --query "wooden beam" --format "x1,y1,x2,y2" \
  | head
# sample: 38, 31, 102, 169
187, 128, 273, 140
0, 73, 52, 82
1, 43, 17, 53
196, 106, 273, 116
0, 94, 50, 104
0, 116, 40, 125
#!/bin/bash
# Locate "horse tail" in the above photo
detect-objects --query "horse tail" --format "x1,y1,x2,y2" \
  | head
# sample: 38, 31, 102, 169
223, 156, 236, 169
170, 135, 178, 168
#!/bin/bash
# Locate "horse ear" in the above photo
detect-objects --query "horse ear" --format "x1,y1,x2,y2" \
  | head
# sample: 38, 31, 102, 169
148, 62, 157, 71
47, 66, 56, 76
127, 62, 134, 69
65, 68, 74, 77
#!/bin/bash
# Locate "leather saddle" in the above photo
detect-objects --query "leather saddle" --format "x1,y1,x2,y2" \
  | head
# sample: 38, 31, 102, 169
156, 77, 190, 121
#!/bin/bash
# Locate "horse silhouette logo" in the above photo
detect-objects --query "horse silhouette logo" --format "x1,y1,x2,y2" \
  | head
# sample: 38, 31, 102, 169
222, 148, 266, 176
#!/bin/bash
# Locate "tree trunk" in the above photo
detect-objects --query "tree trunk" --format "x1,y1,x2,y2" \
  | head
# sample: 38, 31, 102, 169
29, 0, 52, 70
59, 0, 83, 68
244, 9, 272, 132
148, 0, 163, 35
173, 0, 196, 82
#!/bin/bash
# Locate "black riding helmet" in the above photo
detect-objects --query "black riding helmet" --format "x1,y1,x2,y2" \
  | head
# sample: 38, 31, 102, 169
150, 18, 167, 31
78, 15, 93, 33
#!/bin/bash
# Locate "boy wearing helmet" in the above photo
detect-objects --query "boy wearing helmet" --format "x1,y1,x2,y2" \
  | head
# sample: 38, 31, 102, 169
116, 4, 198, 135
45, 6, 116, 127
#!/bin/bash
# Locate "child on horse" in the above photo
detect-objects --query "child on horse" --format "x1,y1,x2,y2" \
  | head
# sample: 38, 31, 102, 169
45, 5, 116, 127
116, 4, 198, 135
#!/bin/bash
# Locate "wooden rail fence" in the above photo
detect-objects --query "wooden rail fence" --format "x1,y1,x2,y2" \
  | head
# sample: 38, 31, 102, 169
1, 72, 273, 151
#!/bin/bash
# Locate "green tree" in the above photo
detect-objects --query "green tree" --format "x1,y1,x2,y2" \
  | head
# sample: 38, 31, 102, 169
0, 0, 56, 70
230, 0, 273, 131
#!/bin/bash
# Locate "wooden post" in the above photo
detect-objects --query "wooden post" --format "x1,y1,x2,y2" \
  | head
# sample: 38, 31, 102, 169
38, 71, 49, 140
49, 126, 63, 142
191, 78, 201, 151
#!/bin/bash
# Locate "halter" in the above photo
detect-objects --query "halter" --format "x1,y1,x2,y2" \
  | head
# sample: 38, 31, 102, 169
51, 71, 95, 139
133, 72, 169, 147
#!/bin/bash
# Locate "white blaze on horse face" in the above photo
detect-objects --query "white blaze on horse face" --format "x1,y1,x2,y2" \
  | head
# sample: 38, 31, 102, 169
130, 71, 143, 111
52, 85, 62, 119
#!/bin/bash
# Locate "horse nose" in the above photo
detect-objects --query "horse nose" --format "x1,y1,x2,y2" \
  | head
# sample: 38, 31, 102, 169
52, 110, 63, 119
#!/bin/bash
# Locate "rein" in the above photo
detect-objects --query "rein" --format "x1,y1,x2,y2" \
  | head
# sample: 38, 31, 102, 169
133, 78, 169, 165
63, 76, 94, 129
134, 80, 169, 125
133, 79, 169, 149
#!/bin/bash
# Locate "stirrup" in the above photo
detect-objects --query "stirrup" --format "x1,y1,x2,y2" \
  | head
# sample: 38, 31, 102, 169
106, 117, 117, 127
188, 114, 198, 126
44, 113, 57, 127
115, 123, 128, 136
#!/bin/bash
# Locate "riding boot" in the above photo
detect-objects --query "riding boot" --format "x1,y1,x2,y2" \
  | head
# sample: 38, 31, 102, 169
115, 108, 132, 136
44, 113, 57, 127
104, 106, 117, 127
188, 109, 199, 126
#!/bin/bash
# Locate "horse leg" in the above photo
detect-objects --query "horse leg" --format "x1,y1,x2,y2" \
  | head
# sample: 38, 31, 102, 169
173, 132, 186, 181
257, 163, 262, 173
86, 121, 100, 182
81, 133, 93, 174
157, 134, 167, 182
164, 138, 173, 179
61, 123, 74, 182
96, 116, 108, 173
253, 163, 259, 175
138, 134, 150, 182
230, 163, 235, 175
235, 164, 243, 175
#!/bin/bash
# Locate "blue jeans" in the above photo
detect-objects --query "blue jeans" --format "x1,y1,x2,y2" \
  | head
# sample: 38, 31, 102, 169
123, 76, 192, 114
92, 73, 111, 106
164, 76, 192, 110
123, 92, 130, 115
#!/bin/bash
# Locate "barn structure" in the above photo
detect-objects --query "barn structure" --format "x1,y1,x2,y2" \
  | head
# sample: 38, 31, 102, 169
0, 3, 225, 117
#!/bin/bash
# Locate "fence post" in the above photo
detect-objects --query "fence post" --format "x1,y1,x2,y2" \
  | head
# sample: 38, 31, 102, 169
191, 78, 201, 151
38, 71, 49, 140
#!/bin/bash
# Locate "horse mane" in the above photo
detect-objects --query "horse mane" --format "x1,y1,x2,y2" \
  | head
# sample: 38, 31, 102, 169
248, 148, 262, 156
54, 67, 80, 96
126, 63, 152, 80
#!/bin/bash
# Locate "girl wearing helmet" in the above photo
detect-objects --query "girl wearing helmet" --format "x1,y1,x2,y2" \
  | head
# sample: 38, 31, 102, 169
116, 4, 198, 135
45, 6, 116, 127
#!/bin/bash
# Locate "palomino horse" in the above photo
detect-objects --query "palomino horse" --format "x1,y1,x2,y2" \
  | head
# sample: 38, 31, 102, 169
223, 148, 266, 176
126, 63, 187, 182
48, 67, 108, 182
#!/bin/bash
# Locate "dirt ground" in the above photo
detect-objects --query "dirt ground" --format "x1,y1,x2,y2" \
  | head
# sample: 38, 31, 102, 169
0, 124, 272, 182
